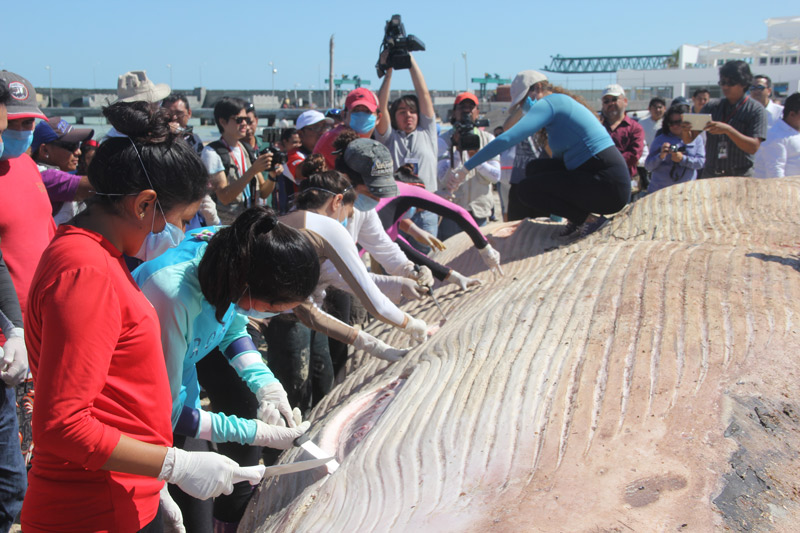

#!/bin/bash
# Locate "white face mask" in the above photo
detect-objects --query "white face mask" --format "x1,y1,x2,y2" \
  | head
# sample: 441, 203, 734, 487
133, 202, 184, 261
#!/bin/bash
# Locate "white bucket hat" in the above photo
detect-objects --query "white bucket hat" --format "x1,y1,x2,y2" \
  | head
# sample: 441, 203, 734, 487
111, 70, 171, 104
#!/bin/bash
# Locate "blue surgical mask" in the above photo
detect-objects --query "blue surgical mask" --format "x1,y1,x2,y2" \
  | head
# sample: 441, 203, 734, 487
523, 96, 535, 112
354, 194, 380, 212
133, 203, 185, 261
0, 138, 4, 159
0, 129, 34, 161
233, 305, 280, 320
234, 285, 281, 319
349, 112, 376, 135
341, 217, 349, 228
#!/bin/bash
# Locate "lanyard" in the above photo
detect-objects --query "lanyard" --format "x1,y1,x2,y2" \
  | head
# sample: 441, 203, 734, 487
722, 96, 748, 124
221, 139, 247, 177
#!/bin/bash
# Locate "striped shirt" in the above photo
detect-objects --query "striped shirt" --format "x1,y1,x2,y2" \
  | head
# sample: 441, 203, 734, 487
701, 96, 768, 176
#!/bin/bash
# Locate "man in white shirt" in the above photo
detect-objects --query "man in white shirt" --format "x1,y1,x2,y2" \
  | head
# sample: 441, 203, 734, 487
754, 93, 800, 179
750, 75, 784, 130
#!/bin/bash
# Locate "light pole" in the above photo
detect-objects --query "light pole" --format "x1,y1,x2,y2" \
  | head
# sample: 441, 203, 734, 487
44, 65, 53, 107
461, 52, 469, 92
309, 85, 314, 109
268, 62, 276, 96
166, 64, 173, 88
294, 83, 300, 107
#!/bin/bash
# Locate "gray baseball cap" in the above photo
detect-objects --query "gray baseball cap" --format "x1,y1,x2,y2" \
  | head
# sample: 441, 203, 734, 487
342, 138, 397, 198
0, 70, 47, 120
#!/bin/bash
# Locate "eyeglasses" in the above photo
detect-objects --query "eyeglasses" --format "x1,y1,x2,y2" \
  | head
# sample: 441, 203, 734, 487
749, 85, 767, 91
51, 140, 81, 152
233, 116, 253, 125
718, 80, 736, 87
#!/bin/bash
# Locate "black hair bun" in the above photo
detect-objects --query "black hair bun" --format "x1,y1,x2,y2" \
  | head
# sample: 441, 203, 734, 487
103, 101, 171, 143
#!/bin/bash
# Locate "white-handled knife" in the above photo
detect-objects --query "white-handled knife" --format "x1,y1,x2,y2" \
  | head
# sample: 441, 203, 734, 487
260, 456, 336, 478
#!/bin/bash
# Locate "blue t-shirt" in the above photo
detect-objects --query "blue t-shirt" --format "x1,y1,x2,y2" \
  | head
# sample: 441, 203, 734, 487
466, 93, 614, 171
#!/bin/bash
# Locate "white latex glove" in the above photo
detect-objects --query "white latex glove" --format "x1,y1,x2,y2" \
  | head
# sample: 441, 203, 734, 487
252, 407, 310, 449
400, 277, 429, 301
401, 314, 429, 343
158, 447, 260, 500
445, 165, 468, 192
409, 265, 435, 287
159, 484, 185, 533
256, 382, 294, 428
445, 270, 482, 291
352, 330, 410, 362
478, 244, 504, 276
1, 328, 28, 387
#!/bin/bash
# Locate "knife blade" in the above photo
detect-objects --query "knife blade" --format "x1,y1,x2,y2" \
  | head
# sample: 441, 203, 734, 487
260, 456, 337, 478
428, 286, 448, 322
294, 433, 340, 474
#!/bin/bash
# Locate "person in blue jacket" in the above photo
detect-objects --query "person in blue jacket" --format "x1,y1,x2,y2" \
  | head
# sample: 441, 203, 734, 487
645, 104, 706, 194
458, 74, 631, 237
133, 206, 320, 532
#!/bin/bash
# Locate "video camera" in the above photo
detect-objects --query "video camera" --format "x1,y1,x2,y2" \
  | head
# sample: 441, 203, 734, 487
452, 116, 490, 152
259, 145, 287, 171
376, 15, 425, 78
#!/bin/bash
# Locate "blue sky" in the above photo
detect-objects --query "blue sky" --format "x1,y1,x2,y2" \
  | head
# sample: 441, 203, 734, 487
1, 1, 789, 93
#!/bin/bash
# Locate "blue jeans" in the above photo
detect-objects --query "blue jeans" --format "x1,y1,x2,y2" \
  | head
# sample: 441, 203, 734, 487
403, 209, 439, 255
0, 386, 26, 533
437, 212, 486, 242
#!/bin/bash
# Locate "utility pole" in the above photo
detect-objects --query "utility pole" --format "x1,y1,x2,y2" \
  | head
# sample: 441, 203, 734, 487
461, 52, 469, 92
45, 65, 53, 107
329, 35, 335, 109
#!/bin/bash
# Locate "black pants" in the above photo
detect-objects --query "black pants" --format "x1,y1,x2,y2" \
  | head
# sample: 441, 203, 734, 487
264, 316, 333, 418
168, 434, 213, 533
195, 344, 262, 524
138, 507, 164, 533
515, 146, 630, 224
323, 287, 352, 379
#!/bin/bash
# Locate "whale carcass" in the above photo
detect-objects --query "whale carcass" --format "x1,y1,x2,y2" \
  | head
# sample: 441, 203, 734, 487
242, 177, 800, 532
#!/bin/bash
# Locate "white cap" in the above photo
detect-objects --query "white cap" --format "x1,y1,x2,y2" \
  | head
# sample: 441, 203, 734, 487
296, 110, 332, 130
510, 70, 549, 107
601, 84, 626, 98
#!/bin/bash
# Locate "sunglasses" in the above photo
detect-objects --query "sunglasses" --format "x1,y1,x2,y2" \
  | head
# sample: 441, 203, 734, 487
233, 116, 253, 125
667, 119, 683, 126
602, 97, 619, 104
51, 140, 81, 152
717, 80, 737, 87
749, 85, 767, 91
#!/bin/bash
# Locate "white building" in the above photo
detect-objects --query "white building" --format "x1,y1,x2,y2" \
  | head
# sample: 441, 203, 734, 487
617, 16, 800, 102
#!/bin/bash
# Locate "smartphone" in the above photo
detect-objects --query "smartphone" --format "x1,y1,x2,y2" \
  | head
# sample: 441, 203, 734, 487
681, 113, 712, 130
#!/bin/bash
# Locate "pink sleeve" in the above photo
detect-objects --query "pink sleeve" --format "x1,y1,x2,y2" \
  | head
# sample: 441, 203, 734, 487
32, 268, 123, 471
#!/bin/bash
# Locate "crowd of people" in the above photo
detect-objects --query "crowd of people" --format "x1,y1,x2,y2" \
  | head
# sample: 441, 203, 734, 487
0, 54, 798, 532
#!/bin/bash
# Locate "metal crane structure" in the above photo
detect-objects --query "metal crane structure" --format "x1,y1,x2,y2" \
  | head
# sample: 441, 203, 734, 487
543, 54, 674, 73
471, 73, 511, 98
324, 74, 371, 99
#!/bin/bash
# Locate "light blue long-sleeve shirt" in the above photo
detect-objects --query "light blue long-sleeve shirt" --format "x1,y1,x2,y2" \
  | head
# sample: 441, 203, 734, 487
133, 227, 278, 444
465, 93, 614, 172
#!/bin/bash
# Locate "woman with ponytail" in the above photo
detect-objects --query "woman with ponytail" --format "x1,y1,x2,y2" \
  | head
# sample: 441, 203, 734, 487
132, 205, 319, 532
22, 101, 264, 533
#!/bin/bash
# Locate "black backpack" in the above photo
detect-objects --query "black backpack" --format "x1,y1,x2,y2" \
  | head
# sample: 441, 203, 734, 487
207, 140, 259, 205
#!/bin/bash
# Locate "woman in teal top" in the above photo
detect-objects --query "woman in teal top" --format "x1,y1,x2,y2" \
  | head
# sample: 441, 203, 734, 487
463, 79, 630, 236
133, 206, 320, 530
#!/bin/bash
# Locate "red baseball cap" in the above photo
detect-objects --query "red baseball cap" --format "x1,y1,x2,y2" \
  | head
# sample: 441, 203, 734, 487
344, 88, 378, 113
454, 92, 479, 106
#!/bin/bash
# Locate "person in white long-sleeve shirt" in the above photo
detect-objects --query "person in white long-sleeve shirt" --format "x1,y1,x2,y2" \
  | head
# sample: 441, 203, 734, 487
754, 93, 800, 179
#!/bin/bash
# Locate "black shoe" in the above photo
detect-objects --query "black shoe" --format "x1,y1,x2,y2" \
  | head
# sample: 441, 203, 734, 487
559, 220, 580, 237
579, 215, 609, 237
